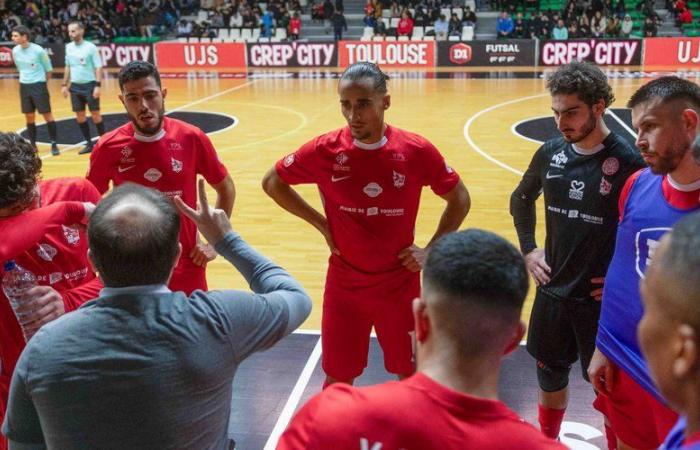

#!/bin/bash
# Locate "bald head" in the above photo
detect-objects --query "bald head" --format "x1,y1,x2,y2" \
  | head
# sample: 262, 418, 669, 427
88, 184, 180, 287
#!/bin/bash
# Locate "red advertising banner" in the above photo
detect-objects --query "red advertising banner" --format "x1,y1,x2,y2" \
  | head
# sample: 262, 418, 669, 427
338, 41, 435, 68
154, 42, 246, 69
643, 37, 700, 67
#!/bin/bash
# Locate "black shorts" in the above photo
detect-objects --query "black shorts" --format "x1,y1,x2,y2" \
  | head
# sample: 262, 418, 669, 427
19, 82, 51, 114
70, 82, 100, 112
526, 287, 601, 381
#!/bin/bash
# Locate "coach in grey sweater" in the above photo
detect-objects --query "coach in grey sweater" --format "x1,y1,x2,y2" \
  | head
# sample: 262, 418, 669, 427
2, 181, 312, 450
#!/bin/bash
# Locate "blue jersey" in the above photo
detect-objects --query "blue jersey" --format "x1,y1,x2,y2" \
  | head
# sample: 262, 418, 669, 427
597, 169, 700, 401
662, 417, 700, 450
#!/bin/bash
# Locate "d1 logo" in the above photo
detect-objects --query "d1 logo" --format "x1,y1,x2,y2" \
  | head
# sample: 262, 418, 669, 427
449, 43, 472, 65
635, 227, 671, 278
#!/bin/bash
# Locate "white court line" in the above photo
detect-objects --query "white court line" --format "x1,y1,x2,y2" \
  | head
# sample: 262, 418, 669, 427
605, 109, 638, 140
510, 114, 551, 145
263, 336, 323, 450
29, 80, 256, 160
463, 93, 550, 177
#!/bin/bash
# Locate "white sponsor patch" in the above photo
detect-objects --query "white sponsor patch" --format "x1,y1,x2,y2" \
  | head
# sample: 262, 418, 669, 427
144, 168, 162, 182
363, 182, 383, 198
36, 243, 58, 261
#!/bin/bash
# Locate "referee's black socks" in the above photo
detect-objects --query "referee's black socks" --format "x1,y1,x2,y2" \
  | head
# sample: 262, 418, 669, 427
95, 120, 105, 136
47, 121, 57, 144
26, 123, 37, 147
78, 121, 91, 143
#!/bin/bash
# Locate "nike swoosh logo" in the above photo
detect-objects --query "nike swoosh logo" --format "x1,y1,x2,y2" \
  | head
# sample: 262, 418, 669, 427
331, 175, 351, 182
118, 165, 136, 173
546, 172, 563, 179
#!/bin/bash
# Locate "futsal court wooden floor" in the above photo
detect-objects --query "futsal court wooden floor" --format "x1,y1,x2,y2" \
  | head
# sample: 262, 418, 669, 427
4, 68, 697, 448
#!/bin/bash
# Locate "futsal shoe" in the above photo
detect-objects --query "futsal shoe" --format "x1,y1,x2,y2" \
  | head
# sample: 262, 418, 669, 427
78, 142, 94, 155
51, 143, 60, 156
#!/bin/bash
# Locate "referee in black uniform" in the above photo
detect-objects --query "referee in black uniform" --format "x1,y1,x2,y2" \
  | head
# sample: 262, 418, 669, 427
510, 61, 645, 440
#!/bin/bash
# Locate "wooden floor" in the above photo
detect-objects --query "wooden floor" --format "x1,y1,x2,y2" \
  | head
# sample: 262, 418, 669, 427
0, 72, 658, 330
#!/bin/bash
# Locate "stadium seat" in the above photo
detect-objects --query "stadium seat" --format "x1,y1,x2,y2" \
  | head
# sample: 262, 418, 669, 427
361, 27, 374, 40
452, 8, 463, 20
425, 26, 434, 34
372, 35, 384, 41
218, 28, 230, 39
448, 35, 460, 41
188, 37, 199, 43
461, 25, 474, 40
385, 36, 397, 41
252, 28, 261, 40
398, 35, 409, 41
413, 26, 424, 39
441, 8, 451, 18
212, 37, 223, 42
230, 28, 241, 39
275, 27, 287, 39
382, 10, 391, 18
178, 37, 187, 42
382, 18, 391, 29
465, 0, 476, 10
197, 10, 209, 22
270, 37, 282, 42
423, 35, 435, 40
259, 37, 270, 42
390, 18, 400, 28
408, 8, 415, 16
200, 37, 211, 42
241, 28, 253, 41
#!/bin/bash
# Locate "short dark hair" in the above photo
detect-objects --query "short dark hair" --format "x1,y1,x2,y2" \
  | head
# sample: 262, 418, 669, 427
11, 25, 31, 38
627, 76, 700, 111
424, 229, 529, 316
662, 212, 700, 298
546, 61, 615, 108
118, 60, 162, 91
68, 20, 84, 29
693, 133, 700, 165
88, 184, 180, 287
340, 62, 389, 94
0, 132, 41, 210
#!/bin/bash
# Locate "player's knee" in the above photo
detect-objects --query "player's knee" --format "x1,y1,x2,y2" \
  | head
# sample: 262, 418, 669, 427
536, 360, 571, 392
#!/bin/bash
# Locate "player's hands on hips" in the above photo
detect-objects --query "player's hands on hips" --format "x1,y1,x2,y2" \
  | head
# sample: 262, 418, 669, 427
319, 221, 340, 255
15, 285, 65, 340
398, 245, 427, 272
590, 277, 605, 301
588, 347, 614, 396
61, 86, 69, 98
190, 241, 217, 267
525, 248, 551, 285
174, 178, 232, 246
92, 86, 100, 99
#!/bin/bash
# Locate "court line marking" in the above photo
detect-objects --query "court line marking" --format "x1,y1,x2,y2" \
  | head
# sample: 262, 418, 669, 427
605, 109, 638, 139
26, 80, 256, 160
263, 336, 323, 450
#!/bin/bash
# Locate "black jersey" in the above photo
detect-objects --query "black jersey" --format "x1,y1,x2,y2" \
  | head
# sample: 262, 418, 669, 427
510, 132, 645, 302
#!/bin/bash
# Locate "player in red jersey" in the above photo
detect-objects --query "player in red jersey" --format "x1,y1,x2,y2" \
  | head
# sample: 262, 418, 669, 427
277, 230, 565, 450
87, 61, 235, 295
263, 62, 470, 386
0, 132, 99, 450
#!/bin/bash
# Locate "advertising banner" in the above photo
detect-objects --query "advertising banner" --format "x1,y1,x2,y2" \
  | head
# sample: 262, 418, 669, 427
437, 40, 536, 66
540, 39, 642, 66
97, 43, 154, 68
338, 41, 435, 68
154, 42, 247, 69
0, 43, 64, 68
246, 41, 337, 67
643, 37, 700, 66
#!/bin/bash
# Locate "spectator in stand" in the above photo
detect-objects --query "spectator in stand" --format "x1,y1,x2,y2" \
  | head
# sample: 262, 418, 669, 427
414, 7, 428, 26
434, 13, 449, 40
448, 12, 462, 36
578, 14, 591, 36
390, 1, 400, 17
614, 0, 627, 19
513, 11, 528, 38
397, 10, 414, 37
364, 0, 375, 15
591, 10, 607, 36
605, 15, 621, 36
643, 16, 657, 35
363, 11, 377, 28
463, 6, 477, 27
568, 20, 581, 37
323, 0, 334, 32
230, 9, 243, 27
620, 13, 633, 36
289, 12, 301, 39
552, 18, 568, 38
261, 10, 274, 37
678, 6, 693, 25
497, 11, 514, 38
177, 19, 193, 37
242, 9, 257, 28
373, 0, 383, 19
330, 9, 347, 40
374, 17, 387, 35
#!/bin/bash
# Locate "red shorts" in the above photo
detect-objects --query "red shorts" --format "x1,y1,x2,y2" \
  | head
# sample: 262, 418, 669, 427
593, 362, 678, 449
167, 257, 207, 296
321, 261, 419, 381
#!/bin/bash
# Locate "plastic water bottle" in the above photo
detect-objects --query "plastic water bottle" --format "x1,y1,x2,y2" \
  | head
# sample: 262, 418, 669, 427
2, 260, 37, 330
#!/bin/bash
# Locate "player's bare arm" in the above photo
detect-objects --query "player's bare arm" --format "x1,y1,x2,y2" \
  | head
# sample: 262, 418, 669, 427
398, 180, 470, 272
93, 67, 103, 99
262, 168, 338, 255
61, 66, 70, 97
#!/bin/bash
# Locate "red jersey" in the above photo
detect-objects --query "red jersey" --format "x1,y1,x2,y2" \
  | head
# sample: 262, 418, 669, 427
278, 372, 566, 450
86, 117, 229, 257
0, 178, 101, 417
275, 125, 459, 273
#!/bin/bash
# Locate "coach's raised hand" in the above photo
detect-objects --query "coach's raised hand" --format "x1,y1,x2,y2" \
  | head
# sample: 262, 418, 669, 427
174, 179, 232, 246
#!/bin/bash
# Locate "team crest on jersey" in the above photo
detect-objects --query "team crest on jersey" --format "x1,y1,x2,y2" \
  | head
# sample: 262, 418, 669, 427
283, 154, 295, 167
49, 272, 63, 285
568, 180, 585, 200
599, 178, 612, 196
144, 168, 162, 182
635, 228, 671, 278
550, 151, 568, 169
36, 243, 58, 262
363, 182, 383, 198
120, 146, 135, 163
336, 153, 348, 165
61, 225, 80, 246
171, 157, 183, 173
169, 142, 183, 151
391, 153, 406, 162
602, 157, 620, 176
393, 171, 405, 188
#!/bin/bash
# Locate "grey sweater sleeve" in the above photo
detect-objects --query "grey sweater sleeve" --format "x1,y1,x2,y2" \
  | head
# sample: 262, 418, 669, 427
213, 231, 312, 334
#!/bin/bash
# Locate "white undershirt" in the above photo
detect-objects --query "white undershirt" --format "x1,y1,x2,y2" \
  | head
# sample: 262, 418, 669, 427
572, 142, 605, 155
353, 135, 388, 150
134, 128, 166, 142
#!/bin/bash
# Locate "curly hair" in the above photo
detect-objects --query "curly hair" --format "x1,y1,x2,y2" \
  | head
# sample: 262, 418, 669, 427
546, 61, 615, 108
0, 132, 41, 210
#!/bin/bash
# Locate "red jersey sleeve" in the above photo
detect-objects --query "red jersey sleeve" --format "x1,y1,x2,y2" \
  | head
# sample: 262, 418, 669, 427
420, 141, 460, 195
61, 277, 103, 312
618, 169, 643, 222
86, 140, 112, 194
277, 394, 324, 450
194, 129, 228, 185
0, 202, 86, 261
80, 178, 102, 204
274, 138, 320, 185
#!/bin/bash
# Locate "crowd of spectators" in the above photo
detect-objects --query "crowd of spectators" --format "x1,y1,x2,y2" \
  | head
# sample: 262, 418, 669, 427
189, 0, 303, 38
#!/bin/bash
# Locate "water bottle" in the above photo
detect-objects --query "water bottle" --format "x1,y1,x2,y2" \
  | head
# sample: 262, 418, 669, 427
2, 260, 37, 331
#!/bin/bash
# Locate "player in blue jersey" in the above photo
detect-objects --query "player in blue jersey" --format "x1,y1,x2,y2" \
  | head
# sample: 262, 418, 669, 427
11, 26, 59, 156
589, 77, 700, 450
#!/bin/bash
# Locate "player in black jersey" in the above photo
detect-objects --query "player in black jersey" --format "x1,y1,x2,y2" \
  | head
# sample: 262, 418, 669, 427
510, 61, 645, 441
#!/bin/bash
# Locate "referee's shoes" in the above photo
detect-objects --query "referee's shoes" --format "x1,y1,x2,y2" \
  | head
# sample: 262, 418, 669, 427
51, 142, 60, 156
78, 141, 94, 155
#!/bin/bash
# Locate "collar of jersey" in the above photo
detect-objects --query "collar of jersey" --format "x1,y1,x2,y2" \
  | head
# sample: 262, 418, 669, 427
134, 128, 166, 143
353, 135, 388, 150
571, 142, 605, 155
667, 174, 700, 192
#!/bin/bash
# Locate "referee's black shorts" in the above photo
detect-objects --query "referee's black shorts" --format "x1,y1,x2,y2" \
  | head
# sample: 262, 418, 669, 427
526, 287, 601, 381
69, 81, 100, 112
19, 82, 51, 114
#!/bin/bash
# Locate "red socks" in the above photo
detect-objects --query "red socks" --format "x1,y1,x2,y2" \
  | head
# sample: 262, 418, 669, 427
538, 404, 566, 439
